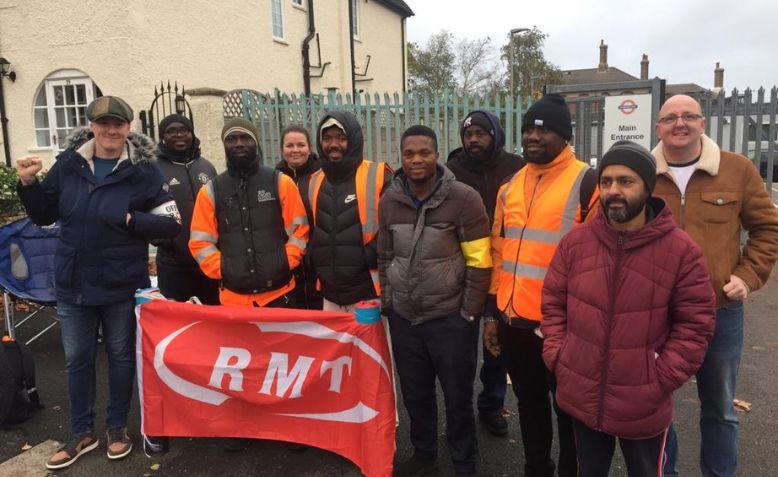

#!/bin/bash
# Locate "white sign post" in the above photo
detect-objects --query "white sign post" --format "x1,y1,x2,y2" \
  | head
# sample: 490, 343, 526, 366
603, 94, 653, 153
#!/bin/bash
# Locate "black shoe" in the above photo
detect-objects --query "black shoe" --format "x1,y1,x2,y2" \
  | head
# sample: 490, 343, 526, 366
143, 435, 169, 457
224, 437, 251, 452
393, 452, 439, 476
479, 411, 509, 436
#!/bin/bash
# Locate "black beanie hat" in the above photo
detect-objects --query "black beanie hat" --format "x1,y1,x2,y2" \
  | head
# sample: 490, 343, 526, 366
521, 94, 572, 140
598, 140, 657, 193
158, 113, 193, 138
461, 111, 495, 140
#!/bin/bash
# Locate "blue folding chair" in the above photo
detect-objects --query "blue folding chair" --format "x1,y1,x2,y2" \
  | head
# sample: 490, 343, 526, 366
0, 217, 59, 344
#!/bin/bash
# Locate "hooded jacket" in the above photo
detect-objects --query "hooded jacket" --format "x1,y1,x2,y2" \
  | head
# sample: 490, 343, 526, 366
378, 165, 492, 323
17, 127, 181, 305
541, 197, 715, 439
154, 137, 217, 269
308, 111, 392, 305
446, 110, 525, 224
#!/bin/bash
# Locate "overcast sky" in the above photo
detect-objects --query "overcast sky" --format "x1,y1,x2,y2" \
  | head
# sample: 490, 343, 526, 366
405, 0, 776, 91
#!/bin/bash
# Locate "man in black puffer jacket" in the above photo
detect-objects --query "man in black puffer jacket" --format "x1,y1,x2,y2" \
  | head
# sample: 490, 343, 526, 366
153, 114, 220, 306
446, 110, 525, 437
306, 111, 392, 311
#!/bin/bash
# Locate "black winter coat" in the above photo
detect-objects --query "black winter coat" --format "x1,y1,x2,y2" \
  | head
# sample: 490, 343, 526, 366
17, 127, 180, 305
309, 111, 391, 305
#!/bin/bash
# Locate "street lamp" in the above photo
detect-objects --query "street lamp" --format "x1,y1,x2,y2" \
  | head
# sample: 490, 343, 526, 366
509, 28, 529, 98
0, 57, 16, 167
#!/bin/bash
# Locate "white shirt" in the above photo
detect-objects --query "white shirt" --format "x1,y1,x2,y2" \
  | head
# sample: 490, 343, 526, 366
667, 159, 699, 196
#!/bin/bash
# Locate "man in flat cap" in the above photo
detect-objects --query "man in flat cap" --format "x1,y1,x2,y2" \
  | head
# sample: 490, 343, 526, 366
15, 95, 181, 469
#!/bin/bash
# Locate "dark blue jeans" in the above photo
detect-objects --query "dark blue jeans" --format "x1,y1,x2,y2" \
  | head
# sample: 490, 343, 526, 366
58, 299, 136, 436
389, 311, 479, 474
664, 301, 744, 477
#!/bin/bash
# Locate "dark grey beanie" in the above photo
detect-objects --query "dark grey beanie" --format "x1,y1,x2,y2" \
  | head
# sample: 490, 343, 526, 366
598, 140, 657, 193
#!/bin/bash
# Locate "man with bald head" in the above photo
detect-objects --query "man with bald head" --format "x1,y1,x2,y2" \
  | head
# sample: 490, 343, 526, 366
652, 94, 778, 477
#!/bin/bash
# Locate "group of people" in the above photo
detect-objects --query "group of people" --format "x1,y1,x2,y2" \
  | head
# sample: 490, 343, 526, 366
13, 90, 778, 476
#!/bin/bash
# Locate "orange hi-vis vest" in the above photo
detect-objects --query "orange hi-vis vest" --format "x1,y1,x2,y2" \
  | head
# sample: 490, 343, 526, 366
492, 146, 590, 322
308, 159, 387, 294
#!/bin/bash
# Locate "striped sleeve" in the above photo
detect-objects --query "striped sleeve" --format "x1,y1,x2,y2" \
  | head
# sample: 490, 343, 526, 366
278, 173, 310, 270
189, 180, 222, 279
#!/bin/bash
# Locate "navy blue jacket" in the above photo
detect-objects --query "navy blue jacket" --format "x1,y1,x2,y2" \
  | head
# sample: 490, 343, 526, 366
17, 127, 181, 305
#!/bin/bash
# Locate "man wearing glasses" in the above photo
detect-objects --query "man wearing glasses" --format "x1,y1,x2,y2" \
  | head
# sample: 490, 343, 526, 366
652, 94, 778, 477
145, 114, 220, 456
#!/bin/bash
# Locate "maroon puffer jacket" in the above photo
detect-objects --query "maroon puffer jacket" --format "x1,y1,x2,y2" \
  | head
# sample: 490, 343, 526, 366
541, 197, 715, 439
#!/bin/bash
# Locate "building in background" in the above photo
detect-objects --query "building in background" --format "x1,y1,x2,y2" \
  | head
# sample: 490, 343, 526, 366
0, 0, 413, 167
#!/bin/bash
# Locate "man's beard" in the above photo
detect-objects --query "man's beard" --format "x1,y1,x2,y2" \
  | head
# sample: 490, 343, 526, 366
226, 148, 258, 172
465, 144, 490, 161
603, 193, 648, 223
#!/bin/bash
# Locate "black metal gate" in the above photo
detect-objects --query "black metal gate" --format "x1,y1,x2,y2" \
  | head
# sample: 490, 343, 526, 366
139, 81, 192, 141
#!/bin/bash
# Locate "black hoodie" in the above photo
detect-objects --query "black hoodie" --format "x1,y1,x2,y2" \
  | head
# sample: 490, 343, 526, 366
446, 109, 525, 224
309, 110, 391, 305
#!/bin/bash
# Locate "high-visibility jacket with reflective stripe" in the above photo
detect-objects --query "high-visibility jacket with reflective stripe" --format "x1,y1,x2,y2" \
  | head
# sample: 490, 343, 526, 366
189, 170, 309, 307
490, 146, 591, 322
308, 159, 387, 294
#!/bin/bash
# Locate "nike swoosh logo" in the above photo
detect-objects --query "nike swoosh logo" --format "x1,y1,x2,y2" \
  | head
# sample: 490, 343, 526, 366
344, 194, 357, 204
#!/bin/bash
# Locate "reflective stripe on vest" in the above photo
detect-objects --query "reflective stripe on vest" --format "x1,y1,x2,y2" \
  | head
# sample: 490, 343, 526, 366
308, 160, 386, 294
496, 152, 589, 322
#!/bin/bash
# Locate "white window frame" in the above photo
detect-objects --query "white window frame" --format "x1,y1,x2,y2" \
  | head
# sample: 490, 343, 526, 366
33, 70, 97, 151
351, 0, 359, 39
291, 0, 303, 7
271, 0, 285, 40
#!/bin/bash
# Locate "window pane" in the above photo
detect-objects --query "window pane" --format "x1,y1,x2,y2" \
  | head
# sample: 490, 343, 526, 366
36, 130, 51, 148
271, 0, 283, 37
35, 88, 47, 107
55, 107, 66, 128
76, 84, 86, 104
65, 85, 76, 105
57, 129, 68, 148
54, 86, 64, 106
67, 107, 78, 128
77, 107, 86, 125
34, 108, 49, 128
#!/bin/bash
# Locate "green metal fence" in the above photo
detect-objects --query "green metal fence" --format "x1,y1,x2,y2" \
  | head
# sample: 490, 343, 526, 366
223, 90, 533, 168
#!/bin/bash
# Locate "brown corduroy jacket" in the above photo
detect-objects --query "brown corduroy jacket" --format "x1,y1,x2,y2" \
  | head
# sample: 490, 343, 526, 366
652, 134, 778, 306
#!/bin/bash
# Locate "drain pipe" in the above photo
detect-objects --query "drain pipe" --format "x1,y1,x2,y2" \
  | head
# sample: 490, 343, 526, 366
302, 0, 316, 96
348, 0, 356, 98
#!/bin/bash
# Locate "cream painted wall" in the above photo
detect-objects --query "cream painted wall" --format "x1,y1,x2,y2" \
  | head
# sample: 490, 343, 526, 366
0, 0, 408, 167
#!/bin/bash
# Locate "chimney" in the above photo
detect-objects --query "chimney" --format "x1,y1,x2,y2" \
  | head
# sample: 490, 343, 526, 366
714, 62, 724, 89
598, 39, 608, 72
640, 54, 649, 80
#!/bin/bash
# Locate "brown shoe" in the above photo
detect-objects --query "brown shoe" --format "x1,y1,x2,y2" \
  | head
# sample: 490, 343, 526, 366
106, 427, 133, 460
46, 432, 99, 470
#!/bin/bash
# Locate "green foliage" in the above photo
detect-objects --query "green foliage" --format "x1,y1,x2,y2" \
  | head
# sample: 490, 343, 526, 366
0, 165, 26, 222
501, 26, 562, 98
407, 31, 458, 95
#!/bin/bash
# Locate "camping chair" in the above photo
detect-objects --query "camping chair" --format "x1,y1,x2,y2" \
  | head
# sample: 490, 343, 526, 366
0, 217, 59, 345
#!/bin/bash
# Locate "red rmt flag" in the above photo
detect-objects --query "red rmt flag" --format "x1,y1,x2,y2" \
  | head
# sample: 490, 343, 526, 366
136, 300, 396, 477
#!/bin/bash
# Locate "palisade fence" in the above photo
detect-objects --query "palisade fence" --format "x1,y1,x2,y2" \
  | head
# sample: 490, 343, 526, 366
223, 89, 533, 168
223, 87, 778, 189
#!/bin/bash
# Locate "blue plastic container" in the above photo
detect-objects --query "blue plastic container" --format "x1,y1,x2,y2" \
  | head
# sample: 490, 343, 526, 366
354, 300, 381, 324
